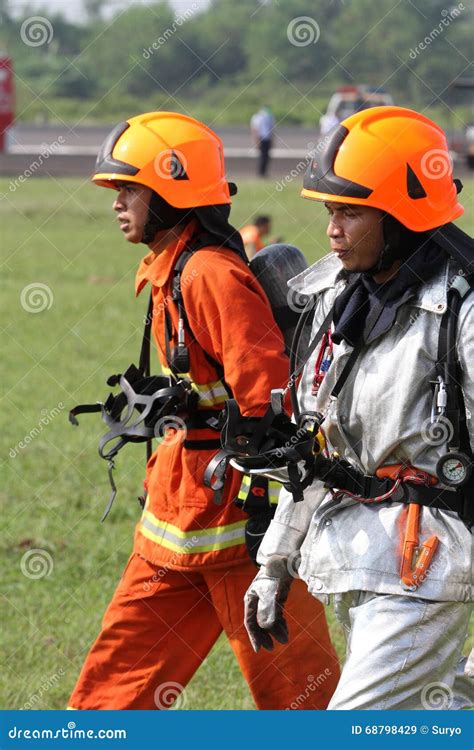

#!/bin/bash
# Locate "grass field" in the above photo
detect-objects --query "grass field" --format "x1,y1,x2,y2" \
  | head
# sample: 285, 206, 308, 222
1, 175, 473, 710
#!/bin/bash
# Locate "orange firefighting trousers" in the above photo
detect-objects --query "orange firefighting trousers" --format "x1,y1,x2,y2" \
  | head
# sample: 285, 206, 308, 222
68, 552, 339, 709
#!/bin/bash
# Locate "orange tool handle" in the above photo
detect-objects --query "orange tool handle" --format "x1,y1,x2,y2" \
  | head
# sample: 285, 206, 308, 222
412, 536, 439, 586
400, 503, 421, 590
376, 464, 437, 484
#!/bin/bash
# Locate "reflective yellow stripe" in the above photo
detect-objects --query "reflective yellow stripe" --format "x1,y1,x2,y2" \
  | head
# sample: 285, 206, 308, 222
237, 475, 251, 501
194, 384, 228, 407
161, 367, 227, 407
237, 476, 281, 505
138, 510, 246, 554
162, 366, 189, 379
268, 480, 281, 505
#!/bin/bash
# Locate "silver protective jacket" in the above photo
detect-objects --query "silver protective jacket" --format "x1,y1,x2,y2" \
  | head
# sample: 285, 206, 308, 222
258, 252, 473, 603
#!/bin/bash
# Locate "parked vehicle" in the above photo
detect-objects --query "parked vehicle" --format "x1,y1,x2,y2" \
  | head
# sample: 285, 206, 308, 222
319, 85, 393, 134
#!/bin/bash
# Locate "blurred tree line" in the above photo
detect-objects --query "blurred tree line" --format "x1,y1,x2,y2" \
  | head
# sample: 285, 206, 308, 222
1, 0, 472, 125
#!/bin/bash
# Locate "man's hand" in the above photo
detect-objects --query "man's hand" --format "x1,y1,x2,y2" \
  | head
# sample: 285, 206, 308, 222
244, 555, 292, 652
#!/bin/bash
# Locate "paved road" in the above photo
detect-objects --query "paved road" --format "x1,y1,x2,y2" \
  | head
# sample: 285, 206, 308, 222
0, 124, 468, 181
7, 123, 320, 153
0, 124, 320, 181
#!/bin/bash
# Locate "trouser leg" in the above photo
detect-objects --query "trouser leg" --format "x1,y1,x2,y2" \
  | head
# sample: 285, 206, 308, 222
451, 656, 474, 709
68, 553, 222, 709
205, 561, 340, 709
328, 591, 472, 710
258, 140, 271, 176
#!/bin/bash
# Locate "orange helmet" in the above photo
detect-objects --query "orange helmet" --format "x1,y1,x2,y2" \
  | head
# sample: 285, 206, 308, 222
302, 106, 463, 231
92, 111, 232, 207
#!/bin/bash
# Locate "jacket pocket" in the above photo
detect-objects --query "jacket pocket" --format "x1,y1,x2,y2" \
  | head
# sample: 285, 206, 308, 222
179, 447, 217, 510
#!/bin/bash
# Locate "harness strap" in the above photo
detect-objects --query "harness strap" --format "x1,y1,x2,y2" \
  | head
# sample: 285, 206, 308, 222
69, 403, 102, 425
435, 277, 474, 525
183, 438, 222, 450
139, 292, 154, 377
203, 449, 231, 505
316, 455, 464, 513
288, 300, 333, 419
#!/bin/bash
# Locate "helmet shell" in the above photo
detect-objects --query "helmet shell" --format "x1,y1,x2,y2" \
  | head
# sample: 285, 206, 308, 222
92, 111, 231, 207
302, 106, 463, 231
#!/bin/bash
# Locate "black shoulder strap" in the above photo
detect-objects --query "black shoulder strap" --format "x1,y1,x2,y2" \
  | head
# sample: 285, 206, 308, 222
137, 292, 154, 462
139, 292, 154, 377
437, 275, 473, 525
163, 235, 232, 393
436, 276, 472, 449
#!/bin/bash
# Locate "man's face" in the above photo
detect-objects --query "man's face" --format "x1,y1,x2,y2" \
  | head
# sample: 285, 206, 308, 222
325, 202, 385, 273
258, 220, 271, 237
112, 182, 152, 243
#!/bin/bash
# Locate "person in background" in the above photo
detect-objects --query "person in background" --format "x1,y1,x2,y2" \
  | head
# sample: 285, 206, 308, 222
250, 106, 275, 177
240, 215, 272, 259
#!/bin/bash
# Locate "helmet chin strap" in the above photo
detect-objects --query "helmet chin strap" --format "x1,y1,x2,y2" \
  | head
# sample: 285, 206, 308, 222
141, 191, 190, 245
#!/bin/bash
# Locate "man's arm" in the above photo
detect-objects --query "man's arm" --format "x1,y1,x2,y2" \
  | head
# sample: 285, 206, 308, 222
182, 248, 288, 416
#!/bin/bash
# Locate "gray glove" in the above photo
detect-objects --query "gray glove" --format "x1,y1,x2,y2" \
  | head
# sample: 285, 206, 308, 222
244, 555, 292, 653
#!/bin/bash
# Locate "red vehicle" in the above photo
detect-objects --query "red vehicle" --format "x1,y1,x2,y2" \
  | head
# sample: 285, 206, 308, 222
0, 56, 14, 151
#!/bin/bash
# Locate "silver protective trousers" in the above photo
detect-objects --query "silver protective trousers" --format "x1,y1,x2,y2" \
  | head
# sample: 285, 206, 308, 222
327, 591, 473, 710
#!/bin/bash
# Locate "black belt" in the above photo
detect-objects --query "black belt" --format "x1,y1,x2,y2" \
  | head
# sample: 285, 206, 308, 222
361, 475, 462, 513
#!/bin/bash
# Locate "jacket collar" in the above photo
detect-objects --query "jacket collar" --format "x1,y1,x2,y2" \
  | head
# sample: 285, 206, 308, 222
288, 252, 343, 296
289, 252, 456, 316
410, 261, 451, 313
135, 219, 199, 297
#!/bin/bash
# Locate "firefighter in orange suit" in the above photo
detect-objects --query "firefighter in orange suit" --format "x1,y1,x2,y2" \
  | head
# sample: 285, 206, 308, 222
68, 112, 339, 710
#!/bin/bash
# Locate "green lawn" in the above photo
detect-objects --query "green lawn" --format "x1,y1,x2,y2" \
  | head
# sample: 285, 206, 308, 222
1, 175, 472, 710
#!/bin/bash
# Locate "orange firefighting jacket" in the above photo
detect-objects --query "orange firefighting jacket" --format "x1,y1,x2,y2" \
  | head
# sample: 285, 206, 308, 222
133, 220, 289, 570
